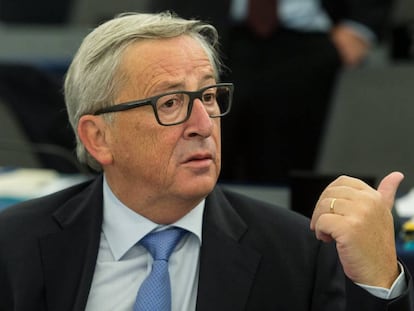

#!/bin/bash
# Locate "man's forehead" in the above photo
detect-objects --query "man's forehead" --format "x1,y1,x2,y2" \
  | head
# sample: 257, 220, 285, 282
123, 37, 213, 74
116, 36, 215, 98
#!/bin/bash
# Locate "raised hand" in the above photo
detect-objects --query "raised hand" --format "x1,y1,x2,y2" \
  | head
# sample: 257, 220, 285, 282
310, 172, 404, 288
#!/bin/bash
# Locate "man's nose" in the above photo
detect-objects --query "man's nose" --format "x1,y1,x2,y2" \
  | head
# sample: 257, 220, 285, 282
184, 98, 214, 137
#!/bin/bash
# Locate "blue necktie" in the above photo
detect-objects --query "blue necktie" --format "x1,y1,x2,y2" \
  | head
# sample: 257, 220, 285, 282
134, 227, 186, 311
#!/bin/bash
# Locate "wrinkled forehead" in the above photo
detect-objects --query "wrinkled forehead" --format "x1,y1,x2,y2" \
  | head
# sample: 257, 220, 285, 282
122, 35, 218, 76
115, 36, 217, 99
124, 36, 214, 79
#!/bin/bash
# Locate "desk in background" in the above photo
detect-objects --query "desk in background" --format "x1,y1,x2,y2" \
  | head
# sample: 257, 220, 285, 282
0, 167, 89, 211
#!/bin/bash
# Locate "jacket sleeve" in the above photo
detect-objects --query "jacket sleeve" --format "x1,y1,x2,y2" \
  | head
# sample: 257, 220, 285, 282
311, 242, 414, 311
345, 262, 414, 311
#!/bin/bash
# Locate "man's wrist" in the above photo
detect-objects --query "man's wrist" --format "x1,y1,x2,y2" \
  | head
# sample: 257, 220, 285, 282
356, 262, 406, 300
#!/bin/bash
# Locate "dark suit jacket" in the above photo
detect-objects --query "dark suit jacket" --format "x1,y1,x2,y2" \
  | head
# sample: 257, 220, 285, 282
0, 176, 412, 310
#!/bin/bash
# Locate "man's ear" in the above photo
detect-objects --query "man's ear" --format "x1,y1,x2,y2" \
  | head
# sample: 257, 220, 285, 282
77, 115, 114, 166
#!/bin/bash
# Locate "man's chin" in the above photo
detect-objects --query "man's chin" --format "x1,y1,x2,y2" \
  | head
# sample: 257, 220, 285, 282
179, 174, 217, 196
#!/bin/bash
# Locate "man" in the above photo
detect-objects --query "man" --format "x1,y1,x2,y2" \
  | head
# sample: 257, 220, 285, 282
151, 0, 393, 184
0, 12, 412, 311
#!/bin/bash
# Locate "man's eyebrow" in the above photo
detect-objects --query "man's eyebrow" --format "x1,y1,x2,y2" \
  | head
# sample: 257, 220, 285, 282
152, 81, 184, 94
152, 75, 216, 94
200, 74, 216, 84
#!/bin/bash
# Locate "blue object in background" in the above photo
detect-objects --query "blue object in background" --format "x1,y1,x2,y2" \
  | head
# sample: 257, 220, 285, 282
0, 197, 24, 211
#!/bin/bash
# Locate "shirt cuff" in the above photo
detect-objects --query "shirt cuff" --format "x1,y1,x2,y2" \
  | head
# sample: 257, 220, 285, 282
356, 262, 406, 300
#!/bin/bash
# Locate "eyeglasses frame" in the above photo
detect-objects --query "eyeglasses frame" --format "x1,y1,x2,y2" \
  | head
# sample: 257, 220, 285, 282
93, 82, 234, 126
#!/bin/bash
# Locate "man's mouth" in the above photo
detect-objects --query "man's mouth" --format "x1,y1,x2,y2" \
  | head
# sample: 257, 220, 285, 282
184, 152, 213, 164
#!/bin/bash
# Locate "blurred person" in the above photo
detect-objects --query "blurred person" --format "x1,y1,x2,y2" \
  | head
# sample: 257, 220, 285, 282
0, 12, 412, 311
151, 0, 393, 184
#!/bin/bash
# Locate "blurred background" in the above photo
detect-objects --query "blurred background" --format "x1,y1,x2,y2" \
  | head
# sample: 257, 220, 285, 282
1, 0, 414, 277
0, 0, 413, 197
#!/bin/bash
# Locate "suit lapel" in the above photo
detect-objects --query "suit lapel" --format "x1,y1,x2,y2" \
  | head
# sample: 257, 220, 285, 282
39, 177, 103, 311
37, 180, 260, 310
196, 187, 261, 311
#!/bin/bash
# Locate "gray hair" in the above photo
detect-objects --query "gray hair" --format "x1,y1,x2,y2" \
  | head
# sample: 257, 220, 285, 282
64, 11, 223, 171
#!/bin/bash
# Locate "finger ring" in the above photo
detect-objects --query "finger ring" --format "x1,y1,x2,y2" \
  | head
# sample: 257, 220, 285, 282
330, 198, 337, 214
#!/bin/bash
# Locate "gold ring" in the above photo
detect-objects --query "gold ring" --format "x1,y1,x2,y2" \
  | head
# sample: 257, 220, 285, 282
330, 198, 336, 214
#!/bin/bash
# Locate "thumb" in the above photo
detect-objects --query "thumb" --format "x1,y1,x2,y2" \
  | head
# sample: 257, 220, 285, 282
377, 171, 404, 208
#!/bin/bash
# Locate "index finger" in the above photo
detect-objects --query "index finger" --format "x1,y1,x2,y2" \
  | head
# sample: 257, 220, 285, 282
309, 175, 373, 230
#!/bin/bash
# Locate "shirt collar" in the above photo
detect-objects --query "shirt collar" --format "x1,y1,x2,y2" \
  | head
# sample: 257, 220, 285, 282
101, 175, 204, 260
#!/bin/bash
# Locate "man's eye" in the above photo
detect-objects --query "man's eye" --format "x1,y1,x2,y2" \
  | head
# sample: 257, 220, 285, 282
202, 93, 216, 103
162, 99, 178, 108
157, 94, 185, 112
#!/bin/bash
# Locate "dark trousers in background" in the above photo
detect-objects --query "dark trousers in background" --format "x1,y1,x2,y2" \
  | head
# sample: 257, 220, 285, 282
220, 27, 342, 185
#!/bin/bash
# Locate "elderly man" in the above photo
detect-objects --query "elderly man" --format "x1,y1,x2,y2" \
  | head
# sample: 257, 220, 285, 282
0, 12, 412, 311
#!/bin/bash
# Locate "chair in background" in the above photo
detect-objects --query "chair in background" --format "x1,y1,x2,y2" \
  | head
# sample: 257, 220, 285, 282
0, 64, 87, 174
316, 64, 414, 194
0, 99, 41, 168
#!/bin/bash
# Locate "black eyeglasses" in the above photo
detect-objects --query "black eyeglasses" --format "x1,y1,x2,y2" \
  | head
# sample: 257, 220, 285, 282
93, 83, 234, 126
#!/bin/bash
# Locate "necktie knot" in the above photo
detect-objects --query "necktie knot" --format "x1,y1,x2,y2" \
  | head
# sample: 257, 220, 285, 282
140, 227, 186, 261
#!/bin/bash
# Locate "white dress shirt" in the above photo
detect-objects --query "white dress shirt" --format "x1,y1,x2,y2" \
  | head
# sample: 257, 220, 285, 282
230, 0, 375, 42
85, 176, 406, 310
85, 176, 204, 311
